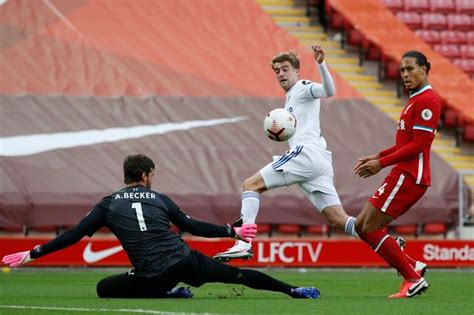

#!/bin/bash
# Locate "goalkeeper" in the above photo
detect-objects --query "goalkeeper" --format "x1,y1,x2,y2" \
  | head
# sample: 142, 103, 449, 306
2, 154, 319, 299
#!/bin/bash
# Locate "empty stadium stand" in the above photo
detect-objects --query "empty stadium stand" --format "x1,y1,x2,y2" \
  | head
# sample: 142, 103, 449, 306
385, 0, 474, 80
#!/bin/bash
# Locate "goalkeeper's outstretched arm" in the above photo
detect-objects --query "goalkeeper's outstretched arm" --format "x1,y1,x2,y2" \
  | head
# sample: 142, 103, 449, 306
2, 206, 106, 267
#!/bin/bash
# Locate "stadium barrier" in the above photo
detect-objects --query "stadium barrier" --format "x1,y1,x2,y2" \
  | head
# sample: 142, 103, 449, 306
1, 238, 472, 268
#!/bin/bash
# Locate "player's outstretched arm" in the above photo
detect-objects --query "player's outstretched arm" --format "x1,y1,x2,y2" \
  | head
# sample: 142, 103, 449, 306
1, 205, 106, 268
2, 250, 34, 267
2, 226, 88, 267
170, 207, 257, 241
310, 43, 335, 98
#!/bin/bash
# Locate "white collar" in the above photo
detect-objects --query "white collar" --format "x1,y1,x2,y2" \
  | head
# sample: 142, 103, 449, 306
410, 85, 432, 98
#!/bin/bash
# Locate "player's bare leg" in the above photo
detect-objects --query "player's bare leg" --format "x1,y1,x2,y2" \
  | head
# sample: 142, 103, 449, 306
321, 204, 358, 236
214, 173, 267, 262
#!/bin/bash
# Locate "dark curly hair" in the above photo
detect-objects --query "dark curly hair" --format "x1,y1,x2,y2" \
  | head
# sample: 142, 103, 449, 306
402, 50, 431, 75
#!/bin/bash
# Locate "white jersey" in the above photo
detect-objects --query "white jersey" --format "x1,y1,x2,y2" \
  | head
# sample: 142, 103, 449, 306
260, 62, 340, 208
284, 62, 335, 150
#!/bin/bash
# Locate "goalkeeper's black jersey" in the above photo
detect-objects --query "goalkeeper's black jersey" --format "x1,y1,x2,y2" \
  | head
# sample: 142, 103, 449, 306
44, 185, 232, 277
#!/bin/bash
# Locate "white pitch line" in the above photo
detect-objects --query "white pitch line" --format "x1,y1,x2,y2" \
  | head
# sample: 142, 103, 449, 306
0, 305, 215, 315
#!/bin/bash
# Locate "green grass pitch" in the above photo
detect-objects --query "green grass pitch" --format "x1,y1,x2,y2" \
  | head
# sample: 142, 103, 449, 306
0, 268, 472, 314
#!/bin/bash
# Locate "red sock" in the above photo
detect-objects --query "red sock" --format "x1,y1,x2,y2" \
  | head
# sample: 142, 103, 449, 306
361, 229, 420, 281
403, 251, 417, 269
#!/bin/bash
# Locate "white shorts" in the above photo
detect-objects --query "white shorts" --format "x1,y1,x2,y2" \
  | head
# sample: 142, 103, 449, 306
259, 144, 341, 212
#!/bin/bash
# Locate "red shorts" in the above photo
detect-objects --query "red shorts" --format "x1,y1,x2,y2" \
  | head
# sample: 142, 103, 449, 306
369, 171, 427, 219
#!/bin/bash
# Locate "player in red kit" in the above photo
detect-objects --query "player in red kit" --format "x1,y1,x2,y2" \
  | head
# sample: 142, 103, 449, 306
353, 51, 441, 298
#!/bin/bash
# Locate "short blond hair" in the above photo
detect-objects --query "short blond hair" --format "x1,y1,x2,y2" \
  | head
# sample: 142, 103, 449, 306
271, 51, 300, 70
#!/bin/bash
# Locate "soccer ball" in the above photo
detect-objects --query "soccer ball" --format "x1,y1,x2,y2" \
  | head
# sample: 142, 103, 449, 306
263, 108, 297, 142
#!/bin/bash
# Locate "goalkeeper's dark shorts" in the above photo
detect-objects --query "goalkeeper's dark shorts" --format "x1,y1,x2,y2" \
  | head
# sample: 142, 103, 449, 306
96, 250, 241, 298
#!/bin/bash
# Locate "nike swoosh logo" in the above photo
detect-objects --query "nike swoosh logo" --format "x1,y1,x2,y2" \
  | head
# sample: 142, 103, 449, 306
83, 242, 123, 263
0, 117, 248, 156
407, 281, 425, 295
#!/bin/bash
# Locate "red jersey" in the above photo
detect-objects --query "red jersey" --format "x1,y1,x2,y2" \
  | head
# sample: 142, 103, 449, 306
379, 85, 441, 186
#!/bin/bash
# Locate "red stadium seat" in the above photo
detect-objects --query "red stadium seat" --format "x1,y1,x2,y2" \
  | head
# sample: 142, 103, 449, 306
384, 0, 404, 12
455, 0, 474, 14
393, 224, 419, 237
31, 226, 59, 232
458, 114, 472, 127
453, 59, 474, 75
421, 13, 447, 30
276, 224, 299, 233
433, 44, 460, 58
422, 223, 448, 238
385, 60, 400, 79
258, 224, 271, 234
306, 225, 330, 237
441, 108, 460, 128
467, 31, 474, 44
397, 11, 423, 29
330, 11, 349, 30
347, 28, 364, 46
415, 29, 441, 44
463, 124, 474, 142
381, 54, 400, 79
460, 45, 474, 59
276, 224, 302, 236
362, 38, 381, 60
404, 0, 429, 12
27, 225, 61, 235
447, 13, 472, 30
430, 0, 455, 13
440, 30, 466, 44
1, 226, 25, 234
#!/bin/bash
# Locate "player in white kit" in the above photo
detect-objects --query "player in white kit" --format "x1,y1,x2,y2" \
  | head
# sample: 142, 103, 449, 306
214, 44, 358, 261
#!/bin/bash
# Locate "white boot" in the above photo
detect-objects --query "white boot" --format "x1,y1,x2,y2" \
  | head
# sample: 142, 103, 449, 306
213, 240, 253, 262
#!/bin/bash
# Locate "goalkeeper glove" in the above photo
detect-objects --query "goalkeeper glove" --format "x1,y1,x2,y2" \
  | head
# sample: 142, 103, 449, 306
229, 223, 257, 243
2, 250, 34, 267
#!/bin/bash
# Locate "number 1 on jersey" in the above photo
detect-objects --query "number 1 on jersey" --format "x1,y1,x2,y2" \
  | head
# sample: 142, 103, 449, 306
132, 202, 147, 231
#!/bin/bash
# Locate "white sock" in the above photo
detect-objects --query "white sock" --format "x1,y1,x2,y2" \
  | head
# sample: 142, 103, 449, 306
240, 191, 260, 224
344, 217, 359, 237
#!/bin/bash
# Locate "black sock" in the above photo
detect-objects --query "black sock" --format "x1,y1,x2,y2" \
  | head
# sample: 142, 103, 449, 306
237, 269, 296, 296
